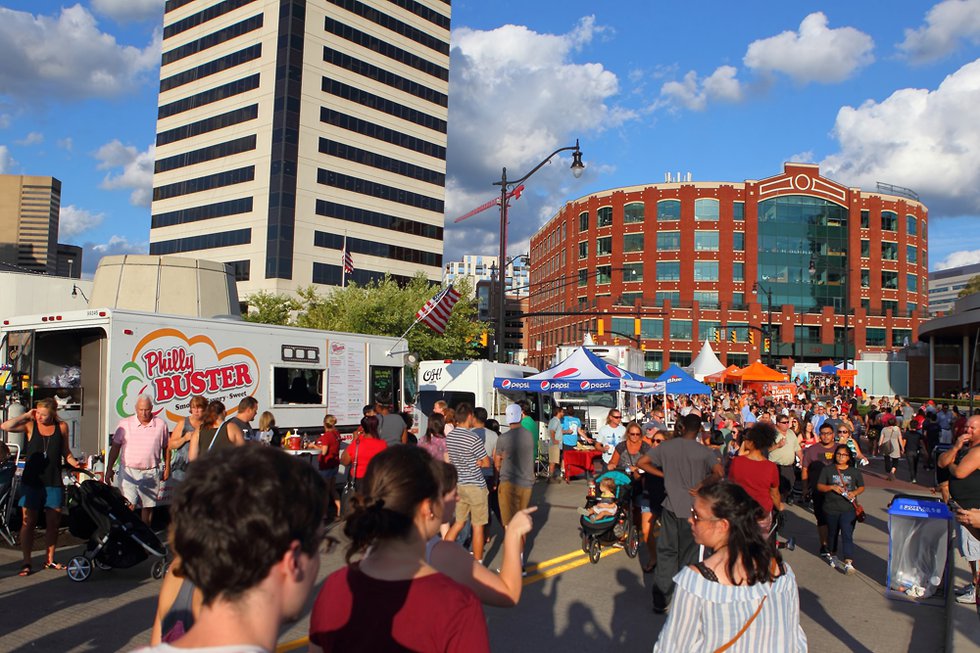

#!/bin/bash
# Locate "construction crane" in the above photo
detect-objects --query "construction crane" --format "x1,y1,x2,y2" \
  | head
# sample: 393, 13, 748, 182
452, 184, 525, 223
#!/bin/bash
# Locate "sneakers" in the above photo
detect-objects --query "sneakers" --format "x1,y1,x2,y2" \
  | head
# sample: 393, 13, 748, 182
956, 586, 977, 604
819, 546, 832, 562
828, 555, 841, 570
842, 562, 855, 575
954, 583, 975, 597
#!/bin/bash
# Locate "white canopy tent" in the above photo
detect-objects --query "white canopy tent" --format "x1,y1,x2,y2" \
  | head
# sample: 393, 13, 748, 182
689, 339, 727, 381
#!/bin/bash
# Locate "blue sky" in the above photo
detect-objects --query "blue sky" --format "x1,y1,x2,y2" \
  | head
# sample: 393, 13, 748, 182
1, 1, 978, 276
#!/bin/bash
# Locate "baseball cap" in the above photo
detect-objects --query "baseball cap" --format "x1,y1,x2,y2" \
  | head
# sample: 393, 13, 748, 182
505, 403, 523, 425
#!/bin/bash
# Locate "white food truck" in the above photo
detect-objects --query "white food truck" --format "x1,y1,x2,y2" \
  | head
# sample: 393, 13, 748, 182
0, 308, 409, 458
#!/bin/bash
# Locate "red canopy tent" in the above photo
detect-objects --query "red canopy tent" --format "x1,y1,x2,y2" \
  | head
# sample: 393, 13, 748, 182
737, 361, 792, 399
705, 365, 740, 384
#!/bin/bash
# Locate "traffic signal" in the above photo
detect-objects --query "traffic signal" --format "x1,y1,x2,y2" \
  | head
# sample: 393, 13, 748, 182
749, 331, 756, 346
597, 318, 604, 336
479, 331, 488, 347
634, 318, 641, 337
763, 337, 771, 352
730, 329, 737, 344
714, 329, 721, 344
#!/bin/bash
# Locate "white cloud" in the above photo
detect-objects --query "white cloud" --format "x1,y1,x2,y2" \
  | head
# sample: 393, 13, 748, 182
787, 150, 816, 164
14, 131, 43, 146
744, 12, 874, 84
445, 17, 634, 260
0, 114, 11, 129
935, 248, 980, 269
59, 205, 105, 239
94, 140, 155, 207
57, 137, 73, 151
898, 0, 980, 63
657, 65, 744, 112
820, 58, 980, 218
91, 0, 164, 24
81, 235, 148, 275
0, 4, 161, 102
0, 145, 15, 173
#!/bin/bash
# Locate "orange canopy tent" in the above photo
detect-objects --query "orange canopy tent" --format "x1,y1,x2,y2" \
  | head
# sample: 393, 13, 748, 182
737, 361, 787, 382
704, 365, 740, 384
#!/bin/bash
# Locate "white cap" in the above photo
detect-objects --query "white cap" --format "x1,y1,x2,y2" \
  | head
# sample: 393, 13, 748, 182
505, 403, 523, 425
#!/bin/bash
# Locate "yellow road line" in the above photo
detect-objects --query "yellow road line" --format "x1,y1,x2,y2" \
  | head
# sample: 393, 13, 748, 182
522, 546, 622, 585
276, 636, 309, 652
523, 549, 587, 573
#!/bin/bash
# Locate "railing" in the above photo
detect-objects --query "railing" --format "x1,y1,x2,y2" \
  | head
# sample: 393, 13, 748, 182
876, 181, 920, 202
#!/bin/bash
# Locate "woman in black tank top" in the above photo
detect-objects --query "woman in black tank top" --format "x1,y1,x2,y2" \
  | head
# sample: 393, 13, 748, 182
0, 398, 80, 575
188, 400, 226, 462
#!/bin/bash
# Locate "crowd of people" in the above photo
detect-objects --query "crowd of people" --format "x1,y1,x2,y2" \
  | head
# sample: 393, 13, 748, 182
7, 375, 980, 651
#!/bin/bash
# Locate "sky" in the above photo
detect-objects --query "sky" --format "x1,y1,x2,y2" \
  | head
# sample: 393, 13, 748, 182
0, 0, 979, 277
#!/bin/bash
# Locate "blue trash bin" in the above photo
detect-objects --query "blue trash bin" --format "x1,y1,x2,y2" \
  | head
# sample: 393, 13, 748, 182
886, 494, 953, 602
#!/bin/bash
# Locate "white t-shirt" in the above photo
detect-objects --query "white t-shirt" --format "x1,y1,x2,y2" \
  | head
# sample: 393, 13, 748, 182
597, 424, 626, 463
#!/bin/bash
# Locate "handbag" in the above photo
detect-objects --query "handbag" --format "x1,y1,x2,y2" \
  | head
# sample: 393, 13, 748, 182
853, 500, 866, 523
340, 438, 360, 517
713, 594, 768, 653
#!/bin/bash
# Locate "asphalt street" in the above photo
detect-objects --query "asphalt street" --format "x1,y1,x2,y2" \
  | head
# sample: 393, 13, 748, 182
0, 459, 975, 652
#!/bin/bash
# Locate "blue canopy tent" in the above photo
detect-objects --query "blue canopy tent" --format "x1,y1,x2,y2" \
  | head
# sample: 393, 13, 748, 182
492, 346, 664, 393
652, 364, 713, 396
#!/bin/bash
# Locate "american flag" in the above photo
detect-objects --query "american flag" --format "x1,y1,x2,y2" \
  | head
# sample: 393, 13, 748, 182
416, 284, 461, 334
342, 247, 354, 274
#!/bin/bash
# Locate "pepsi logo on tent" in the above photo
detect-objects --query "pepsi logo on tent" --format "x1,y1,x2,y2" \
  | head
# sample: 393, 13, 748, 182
555, 367, 580, 378
579, 381, 591, 390
501, 379, 512, 389
605, 364, 625, 378
540, 381, 550, 391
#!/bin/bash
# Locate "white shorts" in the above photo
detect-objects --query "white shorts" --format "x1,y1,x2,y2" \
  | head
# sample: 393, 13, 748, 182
958, 523, 980, 562
119, 466, 161, 508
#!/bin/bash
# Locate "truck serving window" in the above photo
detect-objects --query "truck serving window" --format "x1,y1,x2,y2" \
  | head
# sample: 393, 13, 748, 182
415, 391, 476, 416
273, 367, 324, 405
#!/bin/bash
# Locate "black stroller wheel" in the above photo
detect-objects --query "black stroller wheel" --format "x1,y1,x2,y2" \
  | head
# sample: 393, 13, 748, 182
67, 556, 92, 582
625, 524, 640, 558
588, 537, 601, 564
581, 531, 589, 554
151, 559, 168, 580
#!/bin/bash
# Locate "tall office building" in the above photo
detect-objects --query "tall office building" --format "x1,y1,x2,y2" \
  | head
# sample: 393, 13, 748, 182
0, 175, 61, 275
929, 261, 980, 315
149, 0, 449, 298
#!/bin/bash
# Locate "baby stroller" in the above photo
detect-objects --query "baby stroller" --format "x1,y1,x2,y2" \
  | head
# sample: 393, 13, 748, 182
64, 470, 168, 582
579, 470, 640, 563
0, 443, 21, 545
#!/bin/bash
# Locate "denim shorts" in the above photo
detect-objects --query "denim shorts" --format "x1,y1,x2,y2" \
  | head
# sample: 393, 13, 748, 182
19, 485, 64, 511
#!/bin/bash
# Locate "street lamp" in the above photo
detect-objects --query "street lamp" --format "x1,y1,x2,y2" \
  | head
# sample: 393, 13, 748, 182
493, 140, 585, 362
753, 281, 773, 366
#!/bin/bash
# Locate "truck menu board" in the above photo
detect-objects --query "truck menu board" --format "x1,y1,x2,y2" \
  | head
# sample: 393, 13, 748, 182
326, 339, 367, 425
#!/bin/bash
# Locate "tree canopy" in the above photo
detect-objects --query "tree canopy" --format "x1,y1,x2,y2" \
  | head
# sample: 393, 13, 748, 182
242, 273, 487, 361
958, 274, 980, 298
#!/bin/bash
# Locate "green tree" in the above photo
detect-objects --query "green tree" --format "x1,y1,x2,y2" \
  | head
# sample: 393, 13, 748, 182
294, 274, 486, 361
241, 290, 298, 325
958, 274, 980, 298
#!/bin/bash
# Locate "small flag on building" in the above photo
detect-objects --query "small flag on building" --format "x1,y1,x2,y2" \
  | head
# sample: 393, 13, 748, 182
343, 247, 354, 274
416, 284, 461, 334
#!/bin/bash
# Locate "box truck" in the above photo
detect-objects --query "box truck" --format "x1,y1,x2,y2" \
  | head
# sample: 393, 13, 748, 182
0, 308, 409, 458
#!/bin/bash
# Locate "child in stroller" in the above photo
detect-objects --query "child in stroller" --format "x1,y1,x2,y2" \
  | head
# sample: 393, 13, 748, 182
579, 470, 640, 563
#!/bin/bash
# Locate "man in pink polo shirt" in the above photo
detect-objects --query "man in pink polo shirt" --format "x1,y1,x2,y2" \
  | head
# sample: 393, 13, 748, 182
106, 395, 170, 525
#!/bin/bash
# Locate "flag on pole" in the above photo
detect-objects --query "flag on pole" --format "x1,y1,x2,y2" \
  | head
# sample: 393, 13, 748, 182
416, 284, 461, 334
343, 245, 354, 274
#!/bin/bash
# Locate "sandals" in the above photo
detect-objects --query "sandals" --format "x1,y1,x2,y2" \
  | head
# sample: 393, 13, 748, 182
18, 563, 31, 577
44, 562, 67, 571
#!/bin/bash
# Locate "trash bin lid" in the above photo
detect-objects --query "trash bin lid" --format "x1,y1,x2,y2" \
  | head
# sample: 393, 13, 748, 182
888, 497, 952, 519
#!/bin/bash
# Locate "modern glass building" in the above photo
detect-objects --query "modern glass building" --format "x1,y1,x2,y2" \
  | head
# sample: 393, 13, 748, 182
526, 163, 929, 372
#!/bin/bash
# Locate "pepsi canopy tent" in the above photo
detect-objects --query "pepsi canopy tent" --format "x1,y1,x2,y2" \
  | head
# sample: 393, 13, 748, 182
493, 346, 665, 394
652, 364, 713, 395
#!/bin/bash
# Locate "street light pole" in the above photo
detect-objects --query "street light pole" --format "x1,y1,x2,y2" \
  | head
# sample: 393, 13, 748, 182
493, 141, 584, 362
753, 281, 774, 366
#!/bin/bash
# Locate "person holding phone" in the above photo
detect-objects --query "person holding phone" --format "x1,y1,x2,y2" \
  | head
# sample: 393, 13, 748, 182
939, 414, 980, 604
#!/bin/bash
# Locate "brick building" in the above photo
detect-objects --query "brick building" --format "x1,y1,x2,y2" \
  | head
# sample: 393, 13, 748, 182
526, 163, 929, 372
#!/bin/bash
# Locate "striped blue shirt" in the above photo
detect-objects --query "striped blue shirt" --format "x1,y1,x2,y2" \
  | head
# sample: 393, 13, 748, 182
653, 564, 807, 652
446, 427, 488, 488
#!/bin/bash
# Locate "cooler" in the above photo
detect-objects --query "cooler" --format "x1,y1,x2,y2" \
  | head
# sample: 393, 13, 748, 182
886, 494, 953, 603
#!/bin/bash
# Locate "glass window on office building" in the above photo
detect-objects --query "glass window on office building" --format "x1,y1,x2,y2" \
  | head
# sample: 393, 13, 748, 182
658, 199, 681, 220
882, 299, 898, 315
906, 214, 917, 236
644, 350, 663, 373
881, 241, 898, 260
578, 269, 588, 287
732, 292, 744, 308
694, 231, 719, 251
670, 319, 693, 340
866, 327, 887, 347
694, 260, 719, 281
860, 240, 870, 258
578, 241, 588, 259
641, 318, 664, 339
596, 265, 612, 285
623, 233, 644, 252
893, 328, 912, 347
624, 202, 644, 224
733, 202, 745, 221
907, 245, 918, 265
657, 231, 680, 250
699, 320, 721, 340
619, 292, 642, 306
670, 351, 693, 366
623, 262, 643, 283
579, 211, 589, 231
727, 353, 749, 367
907, 274, 918, 293
596, 236, 612, 256
656, 261, 681, 281
733, 232, 745, 251
860, 210, 870, 228
882, 270, 898, 290
881, 211, 898, 231
694, 198, 719, 220
597, 206, 613, 227
694, 291, 719, 309
861, 269, 870, 288
733, 262, 744, 282
656, 291, 680, 304
611, 317, 633, 336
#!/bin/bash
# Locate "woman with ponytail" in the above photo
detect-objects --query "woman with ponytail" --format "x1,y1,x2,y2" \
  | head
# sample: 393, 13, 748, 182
653, 479, 807, 652
309, 445, 490, 653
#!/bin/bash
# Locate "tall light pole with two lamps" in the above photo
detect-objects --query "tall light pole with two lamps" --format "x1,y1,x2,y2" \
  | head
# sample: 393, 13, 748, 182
492, 141, 585, 363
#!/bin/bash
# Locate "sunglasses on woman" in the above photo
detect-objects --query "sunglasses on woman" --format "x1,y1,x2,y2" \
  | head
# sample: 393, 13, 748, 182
690, 507, 720, 523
